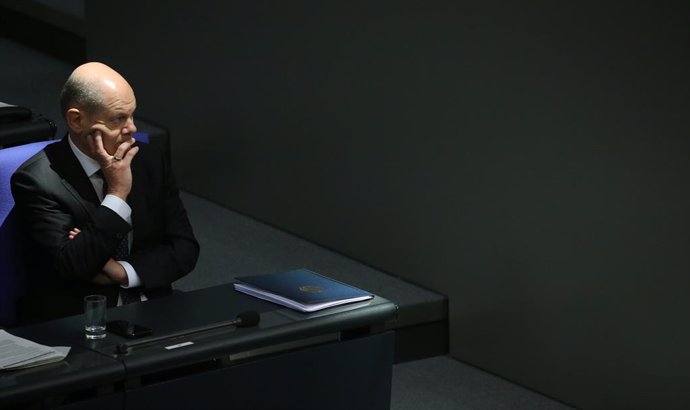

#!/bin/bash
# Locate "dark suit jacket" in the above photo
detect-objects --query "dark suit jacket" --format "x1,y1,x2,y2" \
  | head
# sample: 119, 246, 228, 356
11, 136, 199, 324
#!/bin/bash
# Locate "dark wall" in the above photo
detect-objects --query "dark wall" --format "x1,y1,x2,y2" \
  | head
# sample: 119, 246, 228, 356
87, 1, 690, 408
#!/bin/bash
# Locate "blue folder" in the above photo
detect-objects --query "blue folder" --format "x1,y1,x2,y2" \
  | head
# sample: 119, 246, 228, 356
234, 269, 373, 312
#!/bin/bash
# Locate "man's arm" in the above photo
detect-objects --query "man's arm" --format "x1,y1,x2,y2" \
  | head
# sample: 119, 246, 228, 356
69, 228, 127, 285
124, 146, 199, 289
11, 165, 131, 281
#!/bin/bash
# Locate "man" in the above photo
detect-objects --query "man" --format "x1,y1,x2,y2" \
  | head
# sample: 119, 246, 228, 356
11, 62, 199, 324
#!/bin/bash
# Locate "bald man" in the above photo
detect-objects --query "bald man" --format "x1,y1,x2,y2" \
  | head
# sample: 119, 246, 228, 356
11, 62, 199, 324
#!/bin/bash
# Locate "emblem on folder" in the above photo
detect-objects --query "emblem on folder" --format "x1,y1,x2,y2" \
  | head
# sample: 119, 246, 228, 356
299, 285, 325, 293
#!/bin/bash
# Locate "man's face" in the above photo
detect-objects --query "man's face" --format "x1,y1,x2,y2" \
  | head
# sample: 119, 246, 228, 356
82, 86, 137, 156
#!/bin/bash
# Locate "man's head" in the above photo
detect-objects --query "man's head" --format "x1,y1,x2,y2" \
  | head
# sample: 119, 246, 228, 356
60, 62, 137, 157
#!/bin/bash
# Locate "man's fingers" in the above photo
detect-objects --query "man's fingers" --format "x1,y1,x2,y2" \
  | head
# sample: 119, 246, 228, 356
113, 138, 137, 162
123, 145, 139, 163
68, 227, 81, 240
97, 136, 136, 199
91, 131, 108, 155
87, 131, 112, 166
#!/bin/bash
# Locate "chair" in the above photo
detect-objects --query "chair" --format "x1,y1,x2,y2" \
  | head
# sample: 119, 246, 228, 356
0, 140, 55, 326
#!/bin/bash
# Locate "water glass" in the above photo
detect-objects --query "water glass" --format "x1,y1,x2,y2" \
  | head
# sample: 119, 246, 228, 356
84, 294, 107, 339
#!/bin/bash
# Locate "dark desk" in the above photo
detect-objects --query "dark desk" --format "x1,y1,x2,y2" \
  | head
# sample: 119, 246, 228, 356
1, 283, 397, 409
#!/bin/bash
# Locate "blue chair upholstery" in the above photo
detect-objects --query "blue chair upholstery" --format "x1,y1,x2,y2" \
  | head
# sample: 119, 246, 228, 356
133, 132, 149, 144
0, 140, 55, 326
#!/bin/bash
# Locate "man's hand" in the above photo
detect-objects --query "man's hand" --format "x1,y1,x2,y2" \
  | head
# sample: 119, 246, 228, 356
102, 258, 129, 286
68, 227, 81, 240
91, 273, 116, 285
89, 259, 128, 286
87, 131, 139, 200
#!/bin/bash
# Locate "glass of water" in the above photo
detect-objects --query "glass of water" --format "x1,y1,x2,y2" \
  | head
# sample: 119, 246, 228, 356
84, 294, 107, 339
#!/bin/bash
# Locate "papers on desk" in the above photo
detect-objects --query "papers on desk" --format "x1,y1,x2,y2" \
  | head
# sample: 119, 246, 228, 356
0, 330, 70, 370
234, 269, 374, 313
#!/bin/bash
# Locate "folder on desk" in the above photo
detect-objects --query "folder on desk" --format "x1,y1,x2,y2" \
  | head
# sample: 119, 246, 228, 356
234, 269, 373, 313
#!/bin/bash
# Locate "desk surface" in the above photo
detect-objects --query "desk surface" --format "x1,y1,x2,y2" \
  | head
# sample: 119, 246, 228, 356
1, 283, 397, 406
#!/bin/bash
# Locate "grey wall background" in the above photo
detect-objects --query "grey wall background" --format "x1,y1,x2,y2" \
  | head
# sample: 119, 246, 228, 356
86, 1, 690, 408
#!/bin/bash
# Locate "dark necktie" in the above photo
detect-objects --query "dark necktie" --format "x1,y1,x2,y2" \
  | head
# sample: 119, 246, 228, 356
96, 170, 140, 305
113, 236, 140, 305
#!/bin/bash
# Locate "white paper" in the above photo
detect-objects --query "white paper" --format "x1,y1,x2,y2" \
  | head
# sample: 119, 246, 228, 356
0, 330, 70, 370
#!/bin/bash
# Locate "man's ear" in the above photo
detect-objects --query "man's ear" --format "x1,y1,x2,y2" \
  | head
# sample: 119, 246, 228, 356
66, 108, 84, 132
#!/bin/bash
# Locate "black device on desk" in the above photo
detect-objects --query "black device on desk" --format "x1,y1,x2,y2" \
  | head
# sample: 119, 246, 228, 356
107, 320, 152, 338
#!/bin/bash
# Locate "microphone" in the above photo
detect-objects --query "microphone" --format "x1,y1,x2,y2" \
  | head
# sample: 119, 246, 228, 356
115, 310, 260, 355
234, 310, 260, 327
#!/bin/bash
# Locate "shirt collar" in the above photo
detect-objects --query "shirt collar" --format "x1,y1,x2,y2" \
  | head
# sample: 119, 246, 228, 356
68, 134, 101, 177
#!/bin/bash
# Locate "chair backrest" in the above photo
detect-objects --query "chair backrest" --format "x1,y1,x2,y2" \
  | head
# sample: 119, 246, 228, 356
0, 140, 55, 326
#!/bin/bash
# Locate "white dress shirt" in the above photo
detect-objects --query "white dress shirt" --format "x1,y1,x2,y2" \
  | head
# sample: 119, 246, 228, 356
67, 136, 146, 303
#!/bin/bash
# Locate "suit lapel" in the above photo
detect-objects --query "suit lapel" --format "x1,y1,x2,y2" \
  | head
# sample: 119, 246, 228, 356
128, 150, 145, 249
45, 137, 101, 206
46, 137, 150, 249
